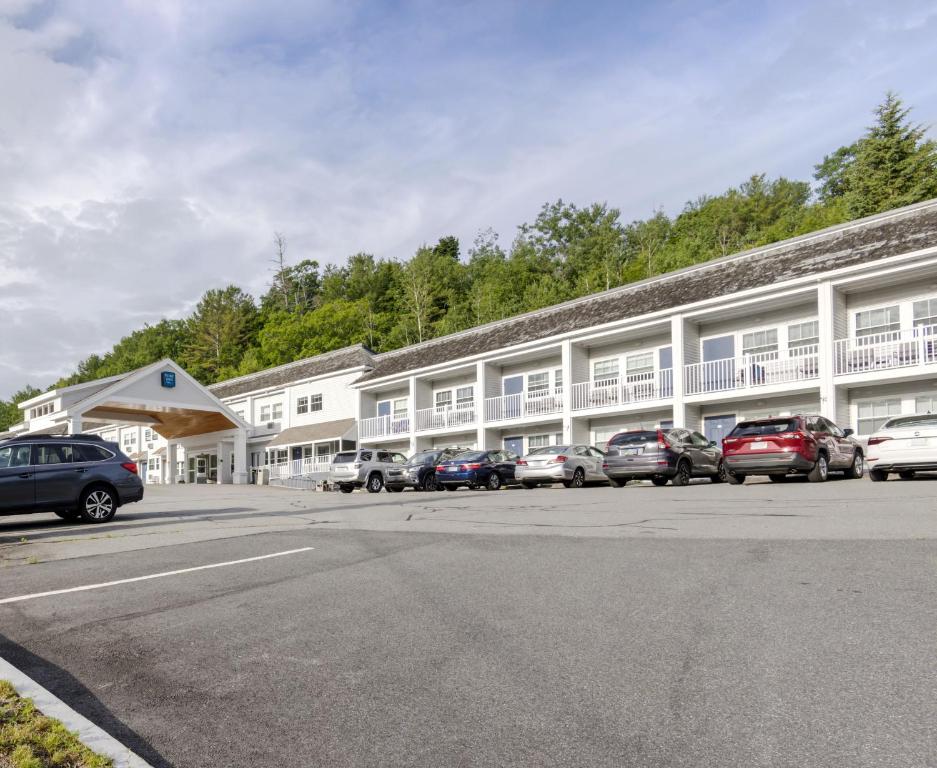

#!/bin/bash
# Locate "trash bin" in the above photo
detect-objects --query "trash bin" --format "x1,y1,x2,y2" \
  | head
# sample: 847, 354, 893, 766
255, 468, 269, 486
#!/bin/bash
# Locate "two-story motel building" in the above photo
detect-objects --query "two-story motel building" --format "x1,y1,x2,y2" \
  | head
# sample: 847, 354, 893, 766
5, 199, 937, 484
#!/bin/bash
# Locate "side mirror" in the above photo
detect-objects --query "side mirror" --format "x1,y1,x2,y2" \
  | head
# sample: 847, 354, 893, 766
709, 441, 718, 448
842, 428, 854, 437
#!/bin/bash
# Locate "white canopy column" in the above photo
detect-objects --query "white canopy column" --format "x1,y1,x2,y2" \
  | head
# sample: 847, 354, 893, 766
233, 428, 248, 484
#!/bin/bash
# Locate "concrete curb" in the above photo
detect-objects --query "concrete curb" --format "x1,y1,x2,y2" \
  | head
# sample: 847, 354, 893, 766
0, 655, 154, 768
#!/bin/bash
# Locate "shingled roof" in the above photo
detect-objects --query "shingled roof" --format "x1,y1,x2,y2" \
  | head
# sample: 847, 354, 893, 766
356, 200, 937, 384
209, 345, 374, 399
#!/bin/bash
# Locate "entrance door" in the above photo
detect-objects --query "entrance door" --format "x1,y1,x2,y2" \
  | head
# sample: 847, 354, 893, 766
702, 336, 735, 391
377, 401, 391, 417
704, 415, 737, 446
503, 436, 524, 457
503, 376, 524, 419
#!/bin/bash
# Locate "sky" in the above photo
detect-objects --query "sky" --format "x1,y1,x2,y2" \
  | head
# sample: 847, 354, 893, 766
0, 0, 936, 399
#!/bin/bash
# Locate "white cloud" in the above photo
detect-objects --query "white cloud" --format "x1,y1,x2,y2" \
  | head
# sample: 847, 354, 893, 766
0, 0, 936, 397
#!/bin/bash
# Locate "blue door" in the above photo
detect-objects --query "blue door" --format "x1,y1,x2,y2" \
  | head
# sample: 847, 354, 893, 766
503, 436, 524, 457
704, 415, 737, 446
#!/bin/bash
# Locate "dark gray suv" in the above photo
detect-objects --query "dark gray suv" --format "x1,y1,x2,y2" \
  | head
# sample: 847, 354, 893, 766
0, 435, 144, 523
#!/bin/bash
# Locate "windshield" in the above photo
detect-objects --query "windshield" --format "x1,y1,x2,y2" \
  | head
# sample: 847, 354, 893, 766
882, 414, 937, 430
406, 450, 438, 466
333, 452, 358, 463
529, 445, 569, 455
608, 431, 658, 446
451, 450, 486, 462
730, 419, 799, 437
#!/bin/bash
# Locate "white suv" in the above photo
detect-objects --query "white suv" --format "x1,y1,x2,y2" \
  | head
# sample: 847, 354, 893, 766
330, 448, 409, 493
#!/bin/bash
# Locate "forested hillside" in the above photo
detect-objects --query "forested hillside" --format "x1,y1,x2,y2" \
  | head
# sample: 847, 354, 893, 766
2, 93, 936, 431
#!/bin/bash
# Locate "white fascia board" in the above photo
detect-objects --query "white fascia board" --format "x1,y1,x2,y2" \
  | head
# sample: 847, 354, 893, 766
354, 245, 937, 389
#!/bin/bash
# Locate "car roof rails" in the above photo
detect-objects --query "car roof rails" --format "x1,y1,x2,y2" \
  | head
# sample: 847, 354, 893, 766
2, 433, 105, 442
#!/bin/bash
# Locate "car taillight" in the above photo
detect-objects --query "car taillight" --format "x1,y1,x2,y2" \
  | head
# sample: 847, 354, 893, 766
602, 462, 609, 469
435, 465, 446, 471
867, 436, 891, 446
549, 455, 567, 464
656, 430, 668, 450
464, 463, 482, 470
121, 462, 138, 474
516, 459, 528, 466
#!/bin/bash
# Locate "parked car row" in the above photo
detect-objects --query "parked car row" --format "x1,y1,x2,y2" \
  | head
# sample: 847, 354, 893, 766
331, 412, 897, 492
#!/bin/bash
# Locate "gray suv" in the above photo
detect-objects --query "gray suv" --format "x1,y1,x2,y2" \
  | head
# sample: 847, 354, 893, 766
330, 448, 409, 493
0, 434, 145, 523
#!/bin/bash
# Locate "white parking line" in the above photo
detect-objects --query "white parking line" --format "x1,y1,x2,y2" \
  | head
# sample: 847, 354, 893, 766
0, 547, 315, 605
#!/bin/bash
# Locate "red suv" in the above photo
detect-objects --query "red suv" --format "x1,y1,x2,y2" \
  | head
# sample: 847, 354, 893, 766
722, 415, 864, 484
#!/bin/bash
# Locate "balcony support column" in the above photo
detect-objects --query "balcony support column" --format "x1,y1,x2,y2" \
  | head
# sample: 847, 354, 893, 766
476, 361, 488, 449
670, 315, 689, 428
407, 376, 419, 454
817, 281, 838, 416
561, 340, 574, 443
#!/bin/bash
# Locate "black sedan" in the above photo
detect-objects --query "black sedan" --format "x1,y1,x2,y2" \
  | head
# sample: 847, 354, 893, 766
435, 449, 520, 491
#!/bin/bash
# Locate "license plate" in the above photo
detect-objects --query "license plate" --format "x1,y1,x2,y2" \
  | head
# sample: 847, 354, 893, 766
446, 466, 458, 472
749, 441, 768, 450
622, 447, 641, 455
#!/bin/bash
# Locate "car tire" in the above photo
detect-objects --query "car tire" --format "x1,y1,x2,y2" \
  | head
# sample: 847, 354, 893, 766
568, 468, 585, 488
366, 473, 384, 493
521, 481, 537, 489
421, 473, 437, 492
78, 486, 117, 523
54, 509, 81, 521
608, 478, 626, 488
339, 484, 354, 493
671, 461, 691, 486
869, 469, 888, 482
843, 452, 865, 479
899, 471, 916, 480
726, 472, 745, 485
807, 453, 829, 483
651, 476, 669, 487
486, 473, 502, 491
710, 461, 727, 484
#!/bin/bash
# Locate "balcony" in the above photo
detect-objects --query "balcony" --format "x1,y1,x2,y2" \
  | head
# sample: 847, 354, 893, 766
269, 455, 333, 480
359, 414, 410, 440
684, 346, 819, 395
484, 390, 563, 422
571, 370, 673, 411
415, 404, 477, 432
834, 327, 937, 376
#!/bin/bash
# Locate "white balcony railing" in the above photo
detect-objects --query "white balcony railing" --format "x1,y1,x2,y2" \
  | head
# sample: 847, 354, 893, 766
834, 326, 937, 375
684, 346, 819, 395
415, 404, 477, 432
359, 414, 410, 440
268, 455, 334, 480
570, 369, 673, 411
484, 390, 563, 422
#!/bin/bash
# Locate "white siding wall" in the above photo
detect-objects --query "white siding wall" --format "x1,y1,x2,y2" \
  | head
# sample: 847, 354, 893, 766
844, 283, 937, 334
288, 371, 360, 427
698, 303, 818, 352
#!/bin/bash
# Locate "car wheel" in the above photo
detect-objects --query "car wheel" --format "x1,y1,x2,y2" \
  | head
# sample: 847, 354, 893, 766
54, 509, 80, 521
486, 473, 502, 491
444, 485, 458, 491
869, 469, 888, 482
569, 468, 585, 489
366, 473, 384, 493
78, 486, 117, 523
768, 474, 787, 483
726, 472, 745, 485
843, 452, 865, 479
710, 461, 727, 484
671, 461, 691, 487
521, 482, 537, 489
899, 471, 916, 480
807, 453, 829, 483
421, 473, 437, 492
650, 476, 669, 487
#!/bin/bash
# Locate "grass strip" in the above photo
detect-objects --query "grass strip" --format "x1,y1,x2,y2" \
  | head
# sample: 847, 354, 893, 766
0, 680, 113, 768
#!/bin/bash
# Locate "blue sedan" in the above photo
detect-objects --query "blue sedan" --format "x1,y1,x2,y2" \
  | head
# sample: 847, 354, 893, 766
435, 449, 520, 491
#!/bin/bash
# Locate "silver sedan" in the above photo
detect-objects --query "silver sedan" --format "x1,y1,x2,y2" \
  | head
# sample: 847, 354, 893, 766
515, 445, 608, 488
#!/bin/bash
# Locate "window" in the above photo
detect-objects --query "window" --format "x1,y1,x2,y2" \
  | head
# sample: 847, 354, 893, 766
915, 395, 937, 414
37, 444, 72, 465
144, 429, 153, 442
435, 390, 452, 410
272, 403, 283, 420
74, 444, 112, 463
310, 394, 322, 412
593, 359, 619, 384
0, 445, 32, 468
148, 458, 156, 470
527, 372, 549, 395
855, 306, 899, 338
742, 328, 778, 356
625, 352, 654, 379
788, 321, 820, 349
913, 299, 937, 332
393, 398, 408, 419
528, 434, 551, 449
554, 369, 563, 393
260, 405, 271, 421
296, 396, 308, 414
857, 398, 902, 434
29, 403, 54, 419
456, 386, 474, 408
123, 432, 136, 446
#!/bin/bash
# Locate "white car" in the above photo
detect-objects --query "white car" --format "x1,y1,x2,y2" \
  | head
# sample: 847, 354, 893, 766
867, 413, 937, 481
515, 444, 607, 488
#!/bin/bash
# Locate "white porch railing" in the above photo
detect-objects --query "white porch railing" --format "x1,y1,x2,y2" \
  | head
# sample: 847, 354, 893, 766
684, 346, 819, 395
570, 369, 673, 411
834, 326, 937, 375
268, 455, 334, 480
359, 414, 410, 440
484, 389, 564, 422
415, 404, 477, 432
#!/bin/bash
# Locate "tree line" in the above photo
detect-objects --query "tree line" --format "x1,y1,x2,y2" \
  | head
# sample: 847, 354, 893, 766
2, 93, 936, 431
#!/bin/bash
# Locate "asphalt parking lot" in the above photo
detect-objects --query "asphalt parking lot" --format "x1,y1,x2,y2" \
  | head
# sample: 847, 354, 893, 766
1, 480, 936, 767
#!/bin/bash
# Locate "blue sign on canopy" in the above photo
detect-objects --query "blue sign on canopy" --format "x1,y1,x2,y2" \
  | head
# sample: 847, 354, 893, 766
161, 371, 176, 389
